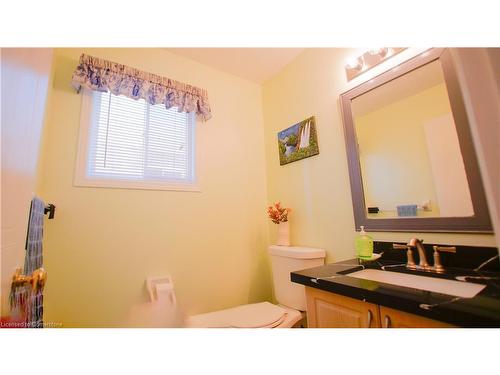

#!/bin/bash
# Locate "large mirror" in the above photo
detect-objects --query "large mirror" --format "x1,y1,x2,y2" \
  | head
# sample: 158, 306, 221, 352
341, 48, 492, 232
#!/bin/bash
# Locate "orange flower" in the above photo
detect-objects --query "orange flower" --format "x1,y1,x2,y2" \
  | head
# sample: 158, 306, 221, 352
266, 202, 291, 224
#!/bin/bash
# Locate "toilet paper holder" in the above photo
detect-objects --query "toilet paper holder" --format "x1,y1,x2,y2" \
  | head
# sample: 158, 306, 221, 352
146, 275, 177, 306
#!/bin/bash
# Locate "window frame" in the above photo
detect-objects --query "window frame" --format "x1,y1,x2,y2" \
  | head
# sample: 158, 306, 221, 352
74, 89, 200, 192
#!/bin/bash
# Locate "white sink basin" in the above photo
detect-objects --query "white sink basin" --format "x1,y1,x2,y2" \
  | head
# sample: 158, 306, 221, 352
347, 269, 486, 298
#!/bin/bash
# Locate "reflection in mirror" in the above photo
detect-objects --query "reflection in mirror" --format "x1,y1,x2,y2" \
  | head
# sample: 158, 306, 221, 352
351, 60, 473, 219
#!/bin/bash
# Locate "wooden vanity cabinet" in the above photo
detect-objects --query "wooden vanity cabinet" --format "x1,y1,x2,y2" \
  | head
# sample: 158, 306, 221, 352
378, 306, 454, 328
305, 287, 454, 328
305, 287, 380, 328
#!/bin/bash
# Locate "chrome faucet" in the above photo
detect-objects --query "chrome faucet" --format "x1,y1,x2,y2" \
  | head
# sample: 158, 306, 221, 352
408, 238, 431, 270
393, 239, 457, 272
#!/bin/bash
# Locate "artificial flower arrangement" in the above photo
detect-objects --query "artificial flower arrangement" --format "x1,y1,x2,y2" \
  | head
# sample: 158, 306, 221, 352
267, 202, 291, 224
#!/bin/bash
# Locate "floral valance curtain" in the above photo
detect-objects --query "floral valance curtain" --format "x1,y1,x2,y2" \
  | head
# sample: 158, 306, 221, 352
71, 54, 212, 121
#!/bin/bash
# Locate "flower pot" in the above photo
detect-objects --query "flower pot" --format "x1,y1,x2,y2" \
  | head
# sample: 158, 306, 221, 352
276, 221, 290, 246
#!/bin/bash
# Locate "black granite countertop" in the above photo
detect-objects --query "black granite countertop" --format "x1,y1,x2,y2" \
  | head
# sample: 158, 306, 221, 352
291, 242, 500, 327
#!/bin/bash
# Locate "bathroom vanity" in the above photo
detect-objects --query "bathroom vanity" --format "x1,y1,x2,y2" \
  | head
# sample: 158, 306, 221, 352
291, 242, 500, 328
304, 287, 453, 328
318, 47, 500, 328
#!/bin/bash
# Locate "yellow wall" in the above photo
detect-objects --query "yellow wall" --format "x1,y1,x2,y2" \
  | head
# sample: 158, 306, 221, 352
262, 48, 496, 265
35, 47, 497, 327
37, 48, 272, 327
355, 83, 453, 217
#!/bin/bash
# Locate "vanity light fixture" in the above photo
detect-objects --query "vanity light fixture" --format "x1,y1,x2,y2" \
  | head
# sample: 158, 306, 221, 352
345, 56, 364, 71
345, 47, 406, 81
368, 47, 388, 58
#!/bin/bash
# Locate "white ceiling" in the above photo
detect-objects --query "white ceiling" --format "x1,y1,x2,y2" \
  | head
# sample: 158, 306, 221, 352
166, 48, 304, 83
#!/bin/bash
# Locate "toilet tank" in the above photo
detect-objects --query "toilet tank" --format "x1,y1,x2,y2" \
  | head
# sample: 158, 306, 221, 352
268, 245, 326, 311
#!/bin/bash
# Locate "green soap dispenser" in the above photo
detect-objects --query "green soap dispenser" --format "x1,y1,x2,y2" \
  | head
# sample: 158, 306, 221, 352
355, 226, 373, 259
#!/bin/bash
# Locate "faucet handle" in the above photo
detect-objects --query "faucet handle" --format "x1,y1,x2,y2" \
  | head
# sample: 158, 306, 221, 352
392, 243, 407, 250
433, 245, 456, 253
392, 243, 416, 269
432, 246, 456, 273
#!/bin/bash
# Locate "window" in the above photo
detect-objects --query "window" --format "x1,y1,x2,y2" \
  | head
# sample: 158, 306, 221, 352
75, 90, 197, 191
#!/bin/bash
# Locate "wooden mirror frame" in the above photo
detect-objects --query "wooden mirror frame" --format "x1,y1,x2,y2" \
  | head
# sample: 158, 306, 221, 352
340, 48, 493, 233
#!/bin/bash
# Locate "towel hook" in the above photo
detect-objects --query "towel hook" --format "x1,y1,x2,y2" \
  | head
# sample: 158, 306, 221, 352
44, 204, 56, 219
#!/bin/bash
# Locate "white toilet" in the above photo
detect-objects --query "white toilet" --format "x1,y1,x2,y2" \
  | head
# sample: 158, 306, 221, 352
187, 245, 326, 328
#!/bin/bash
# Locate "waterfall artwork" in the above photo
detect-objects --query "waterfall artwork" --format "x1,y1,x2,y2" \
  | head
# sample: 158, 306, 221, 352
277, 116, 319, 165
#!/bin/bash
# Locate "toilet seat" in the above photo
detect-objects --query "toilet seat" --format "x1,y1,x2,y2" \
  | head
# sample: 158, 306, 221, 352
186, 302, 303, 328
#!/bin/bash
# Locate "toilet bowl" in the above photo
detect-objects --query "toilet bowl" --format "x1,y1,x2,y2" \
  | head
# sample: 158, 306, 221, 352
186, 302, 304, 328
187, 245, 326, 328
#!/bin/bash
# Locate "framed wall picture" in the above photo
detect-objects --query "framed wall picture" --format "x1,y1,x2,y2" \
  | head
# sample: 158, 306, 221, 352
277, 116, 319, 165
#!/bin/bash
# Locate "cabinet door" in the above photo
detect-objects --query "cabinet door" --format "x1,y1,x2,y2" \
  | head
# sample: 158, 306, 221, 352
305, 287, 380, 328
379, 306, 454, 328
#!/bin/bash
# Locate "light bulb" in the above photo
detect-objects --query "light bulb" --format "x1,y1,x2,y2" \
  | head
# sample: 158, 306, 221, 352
345, 56, 363, 70
368, 47, 388, 58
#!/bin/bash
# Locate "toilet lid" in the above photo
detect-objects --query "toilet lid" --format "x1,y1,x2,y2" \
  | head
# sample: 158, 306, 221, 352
227, 302, 286, 328
187, 302, 287, 328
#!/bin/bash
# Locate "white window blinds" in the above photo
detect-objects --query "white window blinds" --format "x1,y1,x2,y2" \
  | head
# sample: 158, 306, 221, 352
86, 90, 195, 185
